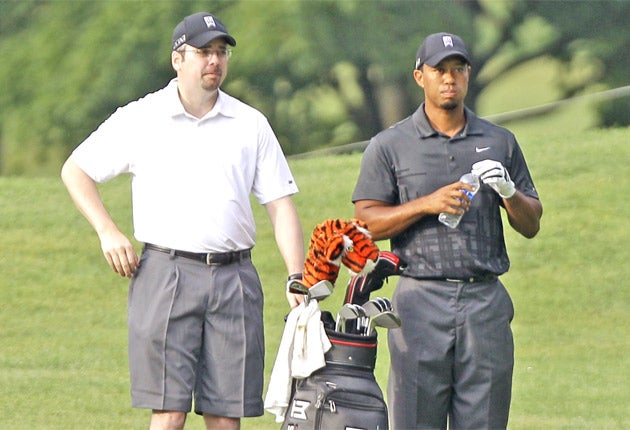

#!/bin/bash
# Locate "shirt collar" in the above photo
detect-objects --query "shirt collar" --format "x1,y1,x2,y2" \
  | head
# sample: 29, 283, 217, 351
167, 78, 237, 120
413, 103, 484, 139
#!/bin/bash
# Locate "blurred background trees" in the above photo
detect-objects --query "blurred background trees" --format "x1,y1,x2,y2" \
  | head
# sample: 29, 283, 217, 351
0, 0, 628, 175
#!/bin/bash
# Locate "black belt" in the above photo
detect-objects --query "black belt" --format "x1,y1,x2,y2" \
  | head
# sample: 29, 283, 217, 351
418, 274, 497, 283
145, 243, 251, 266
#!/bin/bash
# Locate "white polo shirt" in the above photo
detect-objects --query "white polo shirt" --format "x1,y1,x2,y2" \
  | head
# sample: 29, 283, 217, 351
72, 79, 298, 252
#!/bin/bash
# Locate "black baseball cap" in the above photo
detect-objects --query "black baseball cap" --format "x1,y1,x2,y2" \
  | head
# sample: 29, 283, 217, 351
415, 32, 470, 69
172, 12, 236, 51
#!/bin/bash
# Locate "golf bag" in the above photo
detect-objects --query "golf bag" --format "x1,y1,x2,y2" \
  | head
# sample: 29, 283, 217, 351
281, 321, 388, 430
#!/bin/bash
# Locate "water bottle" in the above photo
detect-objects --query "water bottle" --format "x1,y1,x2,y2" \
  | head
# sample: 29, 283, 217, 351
438, 173, 480, 229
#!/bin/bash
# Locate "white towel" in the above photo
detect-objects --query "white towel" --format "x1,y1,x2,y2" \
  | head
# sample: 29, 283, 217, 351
264, 300, 331, 423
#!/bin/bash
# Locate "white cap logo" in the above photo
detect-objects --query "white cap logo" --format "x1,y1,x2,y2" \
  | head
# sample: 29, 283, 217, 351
442, 36, 454, 47
204, 16, 216, 29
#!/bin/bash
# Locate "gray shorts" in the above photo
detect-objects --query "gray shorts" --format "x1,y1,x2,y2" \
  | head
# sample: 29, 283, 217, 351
127, 247, 264, 417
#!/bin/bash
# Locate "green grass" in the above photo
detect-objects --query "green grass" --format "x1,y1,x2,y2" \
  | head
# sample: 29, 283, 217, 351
1, 124, 629, 429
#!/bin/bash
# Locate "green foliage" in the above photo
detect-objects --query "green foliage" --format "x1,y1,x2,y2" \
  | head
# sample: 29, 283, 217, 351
597, 94, 630, 127
0, 1, 628, 175
0, 122, 628, 428
0, 1, 179, 174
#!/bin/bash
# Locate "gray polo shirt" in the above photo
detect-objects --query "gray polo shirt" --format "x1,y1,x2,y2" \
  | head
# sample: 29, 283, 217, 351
352, 104, 539, 279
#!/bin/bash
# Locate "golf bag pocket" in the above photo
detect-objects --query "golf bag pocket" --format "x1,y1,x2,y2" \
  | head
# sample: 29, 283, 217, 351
281, 367, 388, 430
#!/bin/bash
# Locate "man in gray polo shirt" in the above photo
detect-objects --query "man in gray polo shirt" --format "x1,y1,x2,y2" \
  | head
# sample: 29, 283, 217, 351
353, 33, 542, 429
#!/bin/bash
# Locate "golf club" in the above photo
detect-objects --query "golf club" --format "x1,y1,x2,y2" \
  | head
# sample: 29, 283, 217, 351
366, 310, 402, 335
336, 303, 361, 332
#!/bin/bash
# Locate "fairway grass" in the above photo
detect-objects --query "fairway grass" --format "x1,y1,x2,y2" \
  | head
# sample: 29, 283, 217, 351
0, 126, 628, 429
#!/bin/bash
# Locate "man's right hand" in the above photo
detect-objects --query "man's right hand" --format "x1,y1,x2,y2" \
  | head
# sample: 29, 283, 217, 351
99, 229, 139, 278
61, 158, 139, 279
354, 179, 476, 241
429, 180, 476, 215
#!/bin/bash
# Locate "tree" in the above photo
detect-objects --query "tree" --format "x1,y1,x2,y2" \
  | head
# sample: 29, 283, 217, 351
0, 0, 627, 175
224, 0, 629, 153
0, 0, 225, 174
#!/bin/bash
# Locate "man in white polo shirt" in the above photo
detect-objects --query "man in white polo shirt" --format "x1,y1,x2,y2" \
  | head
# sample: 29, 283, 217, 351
61, 12, 305, 430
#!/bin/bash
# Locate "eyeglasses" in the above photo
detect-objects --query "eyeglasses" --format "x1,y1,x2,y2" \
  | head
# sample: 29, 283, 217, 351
178, 47, 232, 60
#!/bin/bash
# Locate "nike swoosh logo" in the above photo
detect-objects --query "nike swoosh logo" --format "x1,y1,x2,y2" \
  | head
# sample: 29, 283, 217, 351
475, 146, 491, 153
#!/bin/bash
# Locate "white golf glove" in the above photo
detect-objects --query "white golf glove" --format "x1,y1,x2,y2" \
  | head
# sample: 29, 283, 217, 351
471, 159, 516, 198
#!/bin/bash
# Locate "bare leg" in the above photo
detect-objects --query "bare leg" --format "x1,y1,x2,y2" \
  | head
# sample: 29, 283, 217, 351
150, 410, 187, 430
203, 414, 240, 430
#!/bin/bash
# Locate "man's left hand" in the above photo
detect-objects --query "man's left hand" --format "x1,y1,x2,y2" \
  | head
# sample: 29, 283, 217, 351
472, 159, 516, 198
286, 291, 306, 308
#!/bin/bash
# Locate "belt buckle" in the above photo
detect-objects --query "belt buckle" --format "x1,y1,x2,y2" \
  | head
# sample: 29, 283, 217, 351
446, 277, 475, 283
206, 253, 220, 266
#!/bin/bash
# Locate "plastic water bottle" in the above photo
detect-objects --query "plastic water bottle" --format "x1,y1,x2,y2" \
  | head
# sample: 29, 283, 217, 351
438, 173, 480, 229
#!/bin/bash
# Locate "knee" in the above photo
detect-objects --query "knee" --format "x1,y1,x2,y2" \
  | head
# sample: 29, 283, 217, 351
150, 410, 187, 430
